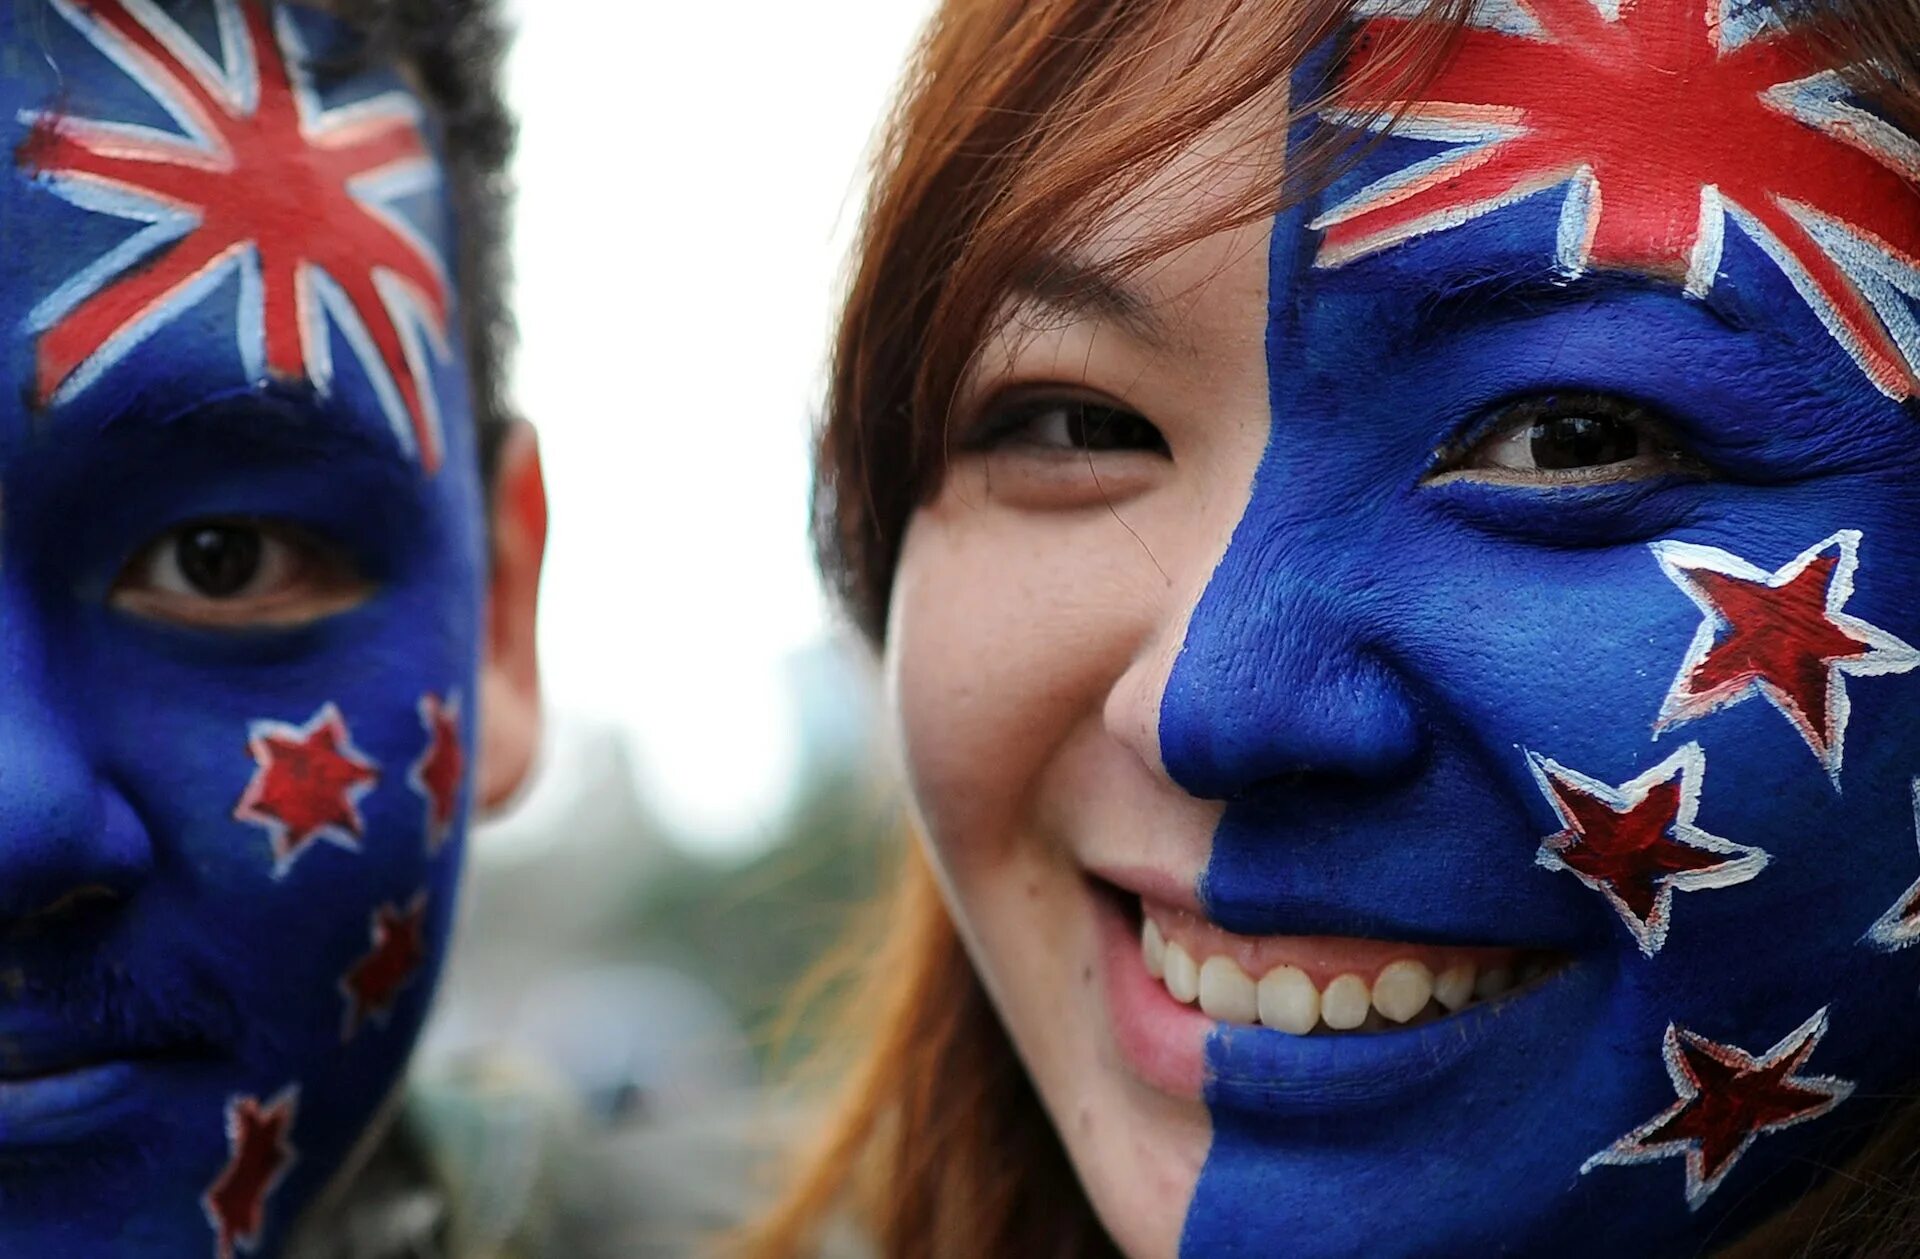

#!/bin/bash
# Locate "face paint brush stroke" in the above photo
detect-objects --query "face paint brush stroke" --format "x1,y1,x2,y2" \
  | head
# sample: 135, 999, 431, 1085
1164, 1, 1920, 1253
0, 2, 486, 1254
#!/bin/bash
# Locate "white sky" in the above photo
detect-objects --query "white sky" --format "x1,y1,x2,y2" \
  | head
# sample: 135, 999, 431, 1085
502, 3, 933, 849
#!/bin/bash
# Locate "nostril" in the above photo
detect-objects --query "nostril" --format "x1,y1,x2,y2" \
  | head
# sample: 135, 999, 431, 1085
8, 884, 122, 939
1239, 768, 1317, 800
1237, 753, 1431, 803
1161, 634, 1429, 801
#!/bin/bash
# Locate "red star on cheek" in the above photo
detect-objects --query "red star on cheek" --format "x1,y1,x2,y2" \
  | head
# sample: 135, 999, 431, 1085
234, 703, 381, 877
1531, 744, 1768, 956
202, 1087, 299, 1259
1584, 1009, 1853, 1208
408, 692, 464, 853
1689, 558, 1868, 707
1654, 531, 1919, 783
340, 893, 429, 1041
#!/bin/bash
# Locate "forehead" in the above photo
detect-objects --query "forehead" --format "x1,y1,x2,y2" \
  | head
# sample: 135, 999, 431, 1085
0, 0, 459, 473
1047, 0, 1919, 408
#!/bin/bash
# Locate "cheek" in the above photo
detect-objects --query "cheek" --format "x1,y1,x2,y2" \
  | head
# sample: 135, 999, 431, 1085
886, 496, 1162, 870
78, 551, 483, 1045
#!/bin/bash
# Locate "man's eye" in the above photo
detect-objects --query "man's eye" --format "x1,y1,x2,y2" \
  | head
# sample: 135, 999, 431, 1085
169, 524, 266, 598
112, 520, 370, 628
1434, 394, 1705, 485
975, 395, 1170, 456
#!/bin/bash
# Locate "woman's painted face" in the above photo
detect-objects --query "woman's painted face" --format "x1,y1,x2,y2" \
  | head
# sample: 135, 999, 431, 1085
0, 2, 482, 1254
889, 0, 1920, 1254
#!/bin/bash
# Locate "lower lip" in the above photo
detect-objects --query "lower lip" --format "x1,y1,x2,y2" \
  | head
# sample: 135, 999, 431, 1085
0, 1061, 155, 1145
1095, 887, 1601, 1114
1099, 893, 1213, 1098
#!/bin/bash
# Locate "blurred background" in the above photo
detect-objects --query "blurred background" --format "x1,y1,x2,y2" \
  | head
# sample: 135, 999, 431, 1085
419, 1, 939, 1126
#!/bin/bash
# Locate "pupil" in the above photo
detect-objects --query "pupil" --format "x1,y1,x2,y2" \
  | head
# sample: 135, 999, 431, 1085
1529, 415, 1640, 470
1069, 404, 1164, 454
176, 526, 262, 598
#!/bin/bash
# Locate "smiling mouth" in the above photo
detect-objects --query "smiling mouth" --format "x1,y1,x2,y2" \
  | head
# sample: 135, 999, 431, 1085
1135, 901, 1570, 1036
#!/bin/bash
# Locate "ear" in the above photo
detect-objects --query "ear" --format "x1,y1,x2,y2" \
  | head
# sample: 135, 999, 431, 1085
475, 421, 548, 812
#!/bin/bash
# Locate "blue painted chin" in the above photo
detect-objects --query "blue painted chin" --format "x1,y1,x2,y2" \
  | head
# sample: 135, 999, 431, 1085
0, 3, 487, 1255
1163, 16, 1920, 1257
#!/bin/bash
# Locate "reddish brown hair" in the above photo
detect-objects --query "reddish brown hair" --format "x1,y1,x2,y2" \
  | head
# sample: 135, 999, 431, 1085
746, 1, 1920, 1256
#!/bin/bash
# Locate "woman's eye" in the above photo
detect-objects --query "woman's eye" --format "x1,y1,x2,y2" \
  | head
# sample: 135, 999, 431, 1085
112, 520, 370, 628
1436, 394, 1704, 484
976, 396, 1169, 456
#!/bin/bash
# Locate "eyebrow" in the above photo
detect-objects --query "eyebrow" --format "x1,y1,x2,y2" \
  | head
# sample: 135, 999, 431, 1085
1405, 262, 1756, 348
1006, 252, 1175, 350
101, 385, 417, 467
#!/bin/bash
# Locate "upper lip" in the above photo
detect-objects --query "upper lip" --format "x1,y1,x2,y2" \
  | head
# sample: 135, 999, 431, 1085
1088, 863, 1593, 953
0, 1008, 215, 1081
1088, 863, 1206, 916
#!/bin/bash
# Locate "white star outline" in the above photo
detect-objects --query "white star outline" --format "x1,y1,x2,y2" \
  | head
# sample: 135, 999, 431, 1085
1310, 0, 1769, 281
233, 701, 380, 879
1650, 529, 1920, 788
1310, 0, 1920, 398
337, 889, 430, 1042
202, 1084, 300, 1259
1528, 743, 1769, 957
1862, 779, 1920, 951
23, 0, 452, 464
406, 690, 463, 855
1580, 1007, 1854, 1210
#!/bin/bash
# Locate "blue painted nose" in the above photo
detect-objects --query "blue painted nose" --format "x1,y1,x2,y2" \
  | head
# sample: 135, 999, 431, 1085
0, 612, 152, 925
1160, 569, 1428, 802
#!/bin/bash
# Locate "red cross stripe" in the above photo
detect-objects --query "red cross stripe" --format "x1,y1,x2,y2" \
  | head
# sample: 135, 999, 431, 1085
1583, 1008, 1853, 1208
1529, 744, 1767, 956
20, 0, 452, 468
340, 892, 428, 1041
202, 1087, 298, 1259
1652, 530, 1919, 785
1317, 0, 1920, 397
234, 702, 380, 877
408, 692, 464, 854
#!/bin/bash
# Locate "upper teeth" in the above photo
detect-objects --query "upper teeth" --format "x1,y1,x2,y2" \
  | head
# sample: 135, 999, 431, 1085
1142, 917, 1522, 1035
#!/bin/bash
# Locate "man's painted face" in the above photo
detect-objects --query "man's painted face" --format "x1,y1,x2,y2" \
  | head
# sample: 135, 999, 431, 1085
0, 2, 480, 1254
888, 0, 1920, 1254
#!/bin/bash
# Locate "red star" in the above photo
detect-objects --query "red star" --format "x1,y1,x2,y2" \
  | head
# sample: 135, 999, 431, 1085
1864, 779, 1920, 950
202, 1087, 299, 1259
408, 692, 464, 853
1654, 531, 1919, 783
20, 0, 451, 468
1583, 1009, 1853, 1208
1317, 0, 1920, 396
1531, 744, 1767, 956
340, 892, 428, 1041
234, 703, 381, 877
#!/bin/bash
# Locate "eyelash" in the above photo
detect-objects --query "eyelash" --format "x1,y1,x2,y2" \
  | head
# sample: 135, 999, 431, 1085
1429, 392, 1707, 483
964, 385, 1705, 493
966, 391, 1170, 457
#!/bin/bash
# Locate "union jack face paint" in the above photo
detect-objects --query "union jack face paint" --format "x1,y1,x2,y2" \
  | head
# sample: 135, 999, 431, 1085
1161, 0, 1920, 1252
20, 0, 453, 468
0, 4, 482, 1255
1317, 0, 1920, 398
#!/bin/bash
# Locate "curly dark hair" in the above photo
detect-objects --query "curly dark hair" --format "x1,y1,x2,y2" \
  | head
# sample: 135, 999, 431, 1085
331, 0, 517, 475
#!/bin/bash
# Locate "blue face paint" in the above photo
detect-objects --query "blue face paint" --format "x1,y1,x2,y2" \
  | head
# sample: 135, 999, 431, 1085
0, 2, 481, 1254
1163, 0, 1920, 1251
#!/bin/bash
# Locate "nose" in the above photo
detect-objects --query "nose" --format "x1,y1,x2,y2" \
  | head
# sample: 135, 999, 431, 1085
0, 631, 152, 926
1138, 556, 1429, 802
